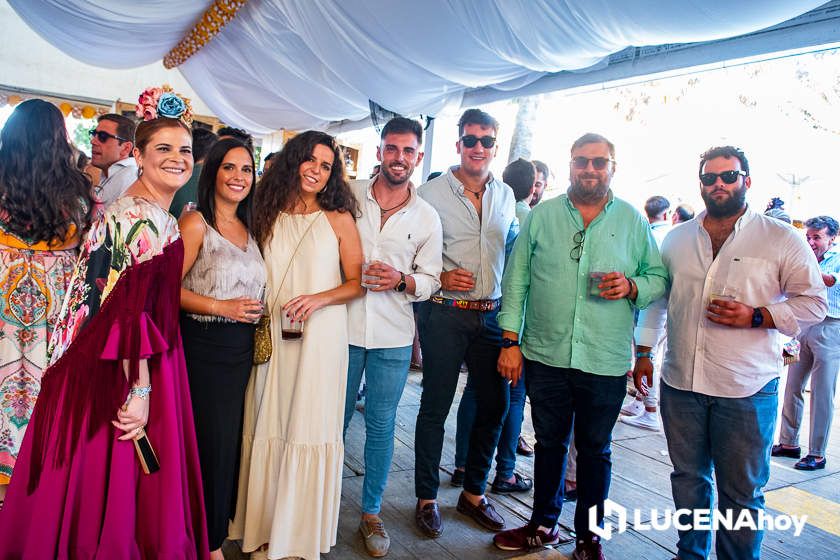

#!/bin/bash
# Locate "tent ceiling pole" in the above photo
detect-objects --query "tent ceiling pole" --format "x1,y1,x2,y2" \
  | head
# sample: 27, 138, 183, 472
421, 117, 435, 182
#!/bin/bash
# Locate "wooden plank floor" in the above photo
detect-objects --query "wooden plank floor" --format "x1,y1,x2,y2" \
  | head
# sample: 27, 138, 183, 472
224, 368, 840, 559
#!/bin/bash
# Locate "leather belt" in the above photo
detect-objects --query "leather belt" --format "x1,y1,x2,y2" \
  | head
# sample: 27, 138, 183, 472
430, 296, 500, 312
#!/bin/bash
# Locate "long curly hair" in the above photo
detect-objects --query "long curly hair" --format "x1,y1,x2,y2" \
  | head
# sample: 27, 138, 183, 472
252, 130, 358, 248
197, 137, 256, 232
0, 99, 93, 243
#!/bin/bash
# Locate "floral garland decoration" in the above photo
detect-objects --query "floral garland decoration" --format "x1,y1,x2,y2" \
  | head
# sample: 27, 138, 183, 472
163, 0, 248, 69
135, 85, 194, 125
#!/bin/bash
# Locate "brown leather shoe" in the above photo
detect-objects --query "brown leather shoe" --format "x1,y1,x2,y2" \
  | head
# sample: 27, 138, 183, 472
516, 435, 534, 456
415, 500, 443, 538
456, 493, 505, 531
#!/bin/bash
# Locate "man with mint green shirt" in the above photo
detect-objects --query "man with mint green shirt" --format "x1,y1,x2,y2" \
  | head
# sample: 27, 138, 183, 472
492, 133, 667, 559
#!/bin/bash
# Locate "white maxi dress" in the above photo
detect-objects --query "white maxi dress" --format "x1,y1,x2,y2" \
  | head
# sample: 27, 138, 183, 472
231, 211, 348, 559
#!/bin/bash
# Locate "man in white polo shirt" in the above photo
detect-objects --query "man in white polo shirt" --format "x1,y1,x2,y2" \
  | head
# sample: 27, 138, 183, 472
343, 117, 442, 558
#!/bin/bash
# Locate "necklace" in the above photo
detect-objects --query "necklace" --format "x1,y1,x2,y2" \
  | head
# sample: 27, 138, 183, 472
372, 188, 410, 216
463, 186, 486, 199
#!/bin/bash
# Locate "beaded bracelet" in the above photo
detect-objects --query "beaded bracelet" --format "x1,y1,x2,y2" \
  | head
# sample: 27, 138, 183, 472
129, 386, 152, 400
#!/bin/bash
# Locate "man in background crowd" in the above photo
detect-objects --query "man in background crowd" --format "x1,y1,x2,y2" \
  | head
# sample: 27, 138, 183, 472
217, 125, 254, 152
90, 113, 136, 207
774, 215, 840, 471
531, 160, 550, 207
169, 127, 218, 217
672, 202, 695, 225
621, 194, 673, 431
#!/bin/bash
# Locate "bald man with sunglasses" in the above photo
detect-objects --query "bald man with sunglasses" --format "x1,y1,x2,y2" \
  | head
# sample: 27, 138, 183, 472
493, 133, 667, 559
90, 114, 137, 207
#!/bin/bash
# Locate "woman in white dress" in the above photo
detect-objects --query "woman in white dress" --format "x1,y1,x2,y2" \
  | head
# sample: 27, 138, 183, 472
230, 131, 363, 559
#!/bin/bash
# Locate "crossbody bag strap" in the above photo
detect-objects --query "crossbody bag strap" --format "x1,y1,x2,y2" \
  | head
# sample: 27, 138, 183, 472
266, 211, 323, 316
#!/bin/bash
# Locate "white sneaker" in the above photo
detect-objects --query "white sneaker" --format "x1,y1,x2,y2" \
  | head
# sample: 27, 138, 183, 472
621, 411, 661, 431
620, 398, 645, 417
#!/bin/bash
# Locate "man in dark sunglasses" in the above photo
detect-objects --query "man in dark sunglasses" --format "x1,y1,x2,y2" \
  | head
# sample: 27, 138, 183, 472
635, 145, 826, 560
494, 132, 667, 559
414, 108, 518, 540
90, 114, 137, 207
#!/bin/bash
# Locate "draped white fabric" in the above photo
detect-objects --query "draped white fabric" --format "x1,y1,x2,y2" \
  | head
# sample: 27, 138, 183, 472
9, 0, 826, 132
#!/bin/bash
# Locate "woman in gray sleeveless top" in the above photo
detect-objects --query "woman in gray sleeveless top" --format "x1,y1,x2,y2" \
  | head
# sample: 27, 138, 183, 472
178, 138, 265, 560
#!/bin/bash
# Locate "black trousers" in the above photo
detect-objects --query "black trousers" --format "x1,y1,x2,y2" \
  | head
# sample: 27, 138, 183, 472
414, 302, 509, 499
181, 315, 255, 550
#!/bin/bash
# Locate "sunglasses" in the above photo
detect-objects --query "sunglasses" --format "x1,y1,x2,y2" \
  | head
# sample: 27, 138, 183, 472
570, 229, 585, 262
571, 156, 614, 170
461, 135, 496, 149
699, 170, 746, 186
89, 129, 129, 143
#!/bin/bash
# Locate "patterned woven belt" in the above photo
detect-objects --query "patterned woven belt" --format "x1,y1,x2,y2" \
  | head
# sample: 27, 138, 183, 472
430, 296, 500, 312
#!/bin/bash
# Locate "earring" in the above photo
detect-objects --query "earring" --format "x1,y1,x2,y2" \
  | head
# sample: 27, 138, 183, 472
137, 166, 143, 177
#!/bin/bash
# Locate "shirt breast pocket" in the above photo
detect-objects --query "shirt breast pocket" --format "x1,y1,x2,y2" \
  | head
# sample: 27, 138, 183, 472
725, 256, 778, 306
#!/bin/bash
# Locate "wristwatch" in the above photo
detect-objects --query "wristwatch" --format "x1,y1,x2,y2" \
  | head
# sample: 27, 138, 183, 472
751, 307, 763, 328
500, 338, 520, 348
394, 272, 407, 292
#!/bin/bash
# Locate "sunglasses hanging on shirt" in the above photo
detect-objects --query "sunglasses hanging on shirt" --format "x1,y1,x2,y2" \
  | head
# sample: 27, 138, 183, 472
699, 170, 746, 186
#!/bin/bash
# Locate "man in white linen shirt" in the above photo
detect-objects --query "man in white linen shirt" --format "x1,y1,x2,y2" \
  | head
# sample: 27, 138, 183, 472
634, 146, 826, 560
343, 117, 442, 558
90, 114, 137, 207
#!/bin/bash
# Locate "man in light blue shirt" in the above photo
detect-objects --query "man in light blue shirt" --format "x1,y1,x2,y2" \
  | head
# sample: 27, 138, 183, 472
621, 194, 672, 429
414, 108, 517, 539
492, 133, 667, 558
775, 215, 840, 470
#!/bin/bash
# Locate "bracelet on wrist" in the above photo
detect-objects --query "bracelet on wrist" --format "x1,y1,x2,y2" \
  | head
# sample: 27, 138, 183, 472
626, 277, 637, 300
129, 386, 152, 400
635, 351, 653, 360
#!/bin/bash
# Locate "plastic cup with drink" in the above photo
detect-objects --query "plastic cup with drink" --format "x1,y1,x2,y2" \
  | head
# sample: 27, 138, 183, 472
281, 310, 304, 340
362, 259, 381, 289
589, 261, 618, 298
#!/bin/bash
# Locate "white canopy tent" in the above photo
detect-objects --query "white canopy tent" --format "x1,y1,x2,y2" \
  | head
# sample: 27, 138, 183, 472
6, 0, 839, 137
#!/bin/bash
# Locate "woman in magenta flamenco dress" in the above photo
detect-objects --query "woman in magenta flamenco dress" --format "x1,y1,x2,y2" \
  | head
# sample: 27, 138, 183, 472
0, 91, 209, 559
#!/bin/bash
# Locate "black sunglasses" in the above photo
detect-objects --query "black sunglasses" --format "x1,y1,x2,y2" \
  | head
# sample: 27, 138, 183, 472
570, 229, 585, 262
461, 135, 496, 149
699, 170, 746, 186
89, 129, 129, 143
571, 156, 613, 170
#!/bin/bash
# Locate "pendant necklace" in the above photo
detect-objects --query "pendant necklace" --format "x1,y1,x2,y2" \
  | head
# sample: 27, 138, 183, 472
373, 189, 410, 216
464, 186, 486, 199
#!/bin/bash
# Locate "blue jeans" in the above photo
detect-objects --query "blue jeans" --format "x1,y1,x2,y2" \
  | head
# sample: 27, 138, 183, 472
454, 367, 526, 480
525, 360, 626, 540
414, 302, 509, 499
660, 379, 778, 560
343, 345, 412, 514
